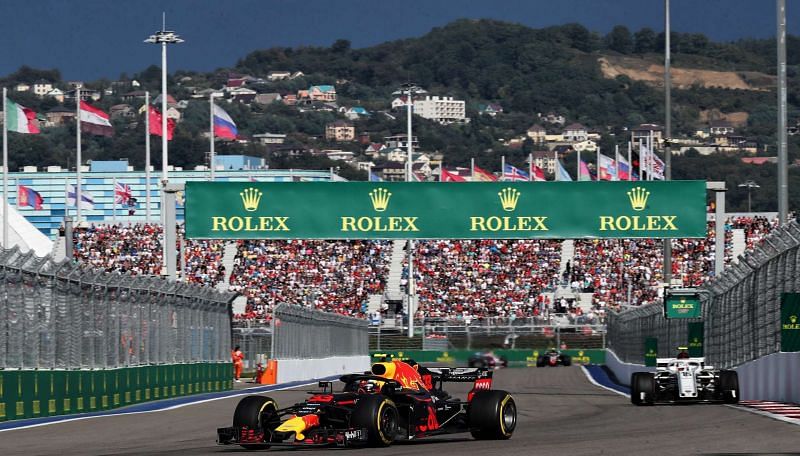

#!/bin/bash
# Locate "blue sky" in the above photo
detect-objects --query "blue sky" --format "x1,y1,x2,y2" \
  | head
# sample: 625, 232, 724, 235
0, 0, 796, 80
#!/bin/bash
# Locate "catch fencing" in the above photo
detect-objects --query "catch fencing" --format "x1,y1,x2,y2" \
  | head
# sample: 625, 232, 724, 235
0, 246, 234, 370
232, 303, 368, 368
608, 220, 800, 369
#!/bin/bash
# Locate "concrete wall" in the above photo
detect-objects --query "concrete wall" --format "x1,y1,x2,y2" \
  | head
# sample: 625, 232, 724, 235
605, 349, 800, 402
604, 349, 653, 387
733, 352, 800, 403
276, 356, 370, 384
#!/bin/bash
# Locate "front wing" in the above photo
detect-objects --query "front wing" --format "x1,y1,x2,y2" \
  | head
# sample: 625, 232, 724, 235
217, 425, 369, 448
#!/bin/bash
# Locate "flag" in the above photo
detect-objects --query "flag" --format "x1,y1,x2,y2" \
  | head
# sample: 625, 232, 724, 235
148, 105, 175, 140
17, 185, 43, 210
651, 153, 665, 180
441, 168, 467, 182
503, 164, 529, 181
5, 99, 39, 134
616, 152, 631, 180
114, 182, 132, 205
79, 101, 113, 137
640, 144, 665, 180
212, 104, 238, 139
598, 152, 617, 181
472, 165, 497, 182
530, 164, 546, 182
369, 172, 383, 182
556, 160, 572, 181
579, 160, 594, 181
412, 171, 426, 182
67, 184, 94, 209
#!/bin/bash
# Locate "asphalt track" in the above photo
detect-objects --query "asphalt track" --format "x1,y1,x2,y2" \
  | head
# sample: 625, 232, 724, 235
1, 367, 798, 455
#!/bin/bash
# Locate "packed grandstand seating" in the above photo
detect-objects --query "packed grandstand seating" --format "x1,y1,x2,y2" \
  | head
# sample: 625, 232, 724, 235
228, 240, 391, 321
69, 216, 780, 320
412, 239, 563, 320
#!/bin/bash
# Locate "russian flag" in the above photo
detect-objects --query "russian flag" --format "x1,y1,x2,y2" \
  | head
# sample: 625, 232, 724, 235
212, 104, 238, 140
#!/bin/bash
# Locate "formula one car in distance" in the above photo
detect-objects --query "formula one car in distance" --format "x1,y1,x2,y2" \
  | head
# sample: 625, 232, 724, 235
630, 352, 739, 405
536, 349, 572, 367
468, 351, 508, 369
217, 359, 517, 449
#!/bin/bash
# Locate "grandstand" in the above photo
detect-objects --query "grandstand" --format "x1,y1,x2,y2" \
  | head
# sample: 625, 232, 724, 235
65, 215, 780, 322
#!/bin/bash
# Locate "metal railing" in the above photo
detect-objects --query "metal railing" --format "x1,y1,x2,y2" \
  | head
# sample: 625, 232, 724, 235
0, 246, 235, 369
608, 220, 800, 368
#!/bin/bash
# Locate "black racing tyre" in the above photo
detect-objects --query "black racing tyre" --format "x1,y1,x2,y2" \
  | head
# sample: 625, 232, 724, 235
718, 370, 740, 404
561, 355, 572, 366
630, 372, 655, 406
469, 390, 516, 440
536, 356, 546, 367
350, 394, 399, 447
233, 395, 280, 449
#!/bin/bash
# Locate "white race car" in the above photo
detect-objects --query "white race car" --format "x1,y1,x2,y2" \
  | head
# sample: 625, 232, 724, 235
630, 355, 739, 405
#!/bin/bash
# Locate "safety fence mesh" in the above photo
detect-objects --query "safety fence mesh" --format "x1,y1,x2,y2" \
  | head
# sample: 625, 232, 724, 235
0, 247, 234, 369
608, 220, 800, 368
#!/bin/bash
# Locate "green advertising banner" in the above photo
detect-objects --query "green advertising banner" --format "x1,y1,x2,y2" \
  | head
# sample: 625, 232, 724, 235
369, 349, 606, 365
185, 181, 707, 240
781, 293, 800, 352
644, 337, 658, 367
664, 293, 702, 319
687, 321, 704, 357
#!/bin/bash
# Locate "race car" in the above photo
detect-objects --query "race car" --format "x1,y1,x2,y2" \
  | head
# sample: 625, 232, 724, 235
630, 353, 739, 405
468, 351, 508, 369
217, 359, 517, 449
535, 349, 572, 367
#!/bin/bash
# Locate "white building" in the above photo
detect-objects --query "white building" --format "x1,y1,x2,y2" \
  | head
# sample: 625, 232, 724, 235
253, 133, 287, 145
33, 80, 54, 97
413, 96, 466, 125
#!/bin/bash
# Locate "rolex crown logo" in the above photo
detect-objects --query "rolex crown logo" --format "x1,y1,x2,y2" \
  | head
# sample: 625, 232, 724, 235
791, 315, 798, 324
627, 186, 650, 211
369, 188, 391, 212
240, 187, 263, 212
498, 188, 521, 212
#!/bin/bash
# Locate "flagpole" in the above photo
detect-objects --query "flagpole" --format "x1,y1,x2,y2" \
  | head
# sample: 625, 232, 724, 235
614, 144, 619, 181
554, 150, 559, 181
112, 176, 117, 225
76, 87, 82, 224
2, 87, 8, 248
470, 158, 475, 181
577, 149, 581, 180
439, 163, 443, 182
500, 156, 505, 182
145, 91, 152, 223
209, 94, 217, 181
596, 147, 600, 182
528, 153, 533, 182
628, 142, 633, 181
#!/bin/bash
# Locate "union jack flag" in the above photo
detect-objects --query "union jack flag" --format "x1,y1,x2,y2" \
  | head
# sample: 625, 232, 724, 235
114, 182, 132, 205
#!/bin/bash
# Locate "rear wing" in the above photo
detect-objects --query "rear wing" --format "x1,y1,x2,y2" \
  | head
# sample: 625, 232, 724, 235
656, 357, 711, 370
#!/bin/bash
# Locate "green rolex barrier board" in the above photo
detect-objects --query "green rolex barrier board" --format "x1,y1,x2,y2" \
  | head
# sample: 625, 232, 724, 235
370, 349, 606, 365
0, 363, 231, 422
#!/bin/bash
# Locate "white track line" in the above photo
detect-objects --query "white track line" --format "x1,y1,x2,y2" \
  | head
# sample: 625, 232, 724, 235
0, 380, 325, 433
727, 404, 800, 427
580, 365, 629, 398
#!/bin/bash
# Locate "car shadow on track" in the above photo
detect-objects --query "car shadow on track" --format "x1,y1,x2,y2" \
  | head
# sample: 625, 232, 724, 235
216, 437, 475, 452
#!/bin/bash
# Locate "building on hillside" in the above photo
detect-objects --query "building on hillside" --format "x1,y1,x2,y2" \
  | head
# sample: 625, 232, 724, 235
46, 88, 65, 103
45, 106, 76, 127
254, 93, 282, 105
282, 94, 297, 105
122, 90, 148, 101
631, 123, 664, 148
268, 71, 291, 81
572, 139, 597, 153
391, 96, 410, 110
33, 80, 54, 97
709, 119, 735, 136
14, 83, 30, 92
325, 120, 355, 142
372, 162, 406, 181
527, 124, 547, 143
477, 103, 503, 117
307, 85, 336, 102
741, 157, 776, 165
213, 154, 266, 171
528, 150, 557, 174
384, 134, 418, 152
364, 143, 386, 157
324, 150, 355, 162
253, 133, 287, 145
230, 87, 258, 103
344, 106, 369, 120
110, 104, 136, 120
562, 123, 588, 142
540, 112, 566, 126
413, 96, 466, 125
65, 89, 101, 101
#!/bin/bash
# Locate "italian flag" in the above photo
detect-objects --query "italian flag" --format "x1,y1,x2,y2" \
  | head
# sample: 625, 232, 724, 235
5, 98, 40, 134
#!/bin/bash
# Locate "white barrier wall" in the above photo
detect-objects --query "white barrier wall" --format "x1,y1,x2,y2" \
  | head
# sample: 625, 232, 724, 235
733, 352, 800, 403
605, 349, 653, 387
276, 356, 371, 384
606, 349, 800, 402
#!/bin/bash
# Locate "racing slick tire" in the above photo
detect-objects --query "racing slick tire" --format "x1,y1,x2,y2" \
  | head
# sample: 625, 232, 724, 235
630, 372, 655, 406
469, 390, 516, 440
535, 356, 546, 367
561, 355, 572, 366
350, 394, 399, 447
232, 395, 280, 450
718, 370, 740, 404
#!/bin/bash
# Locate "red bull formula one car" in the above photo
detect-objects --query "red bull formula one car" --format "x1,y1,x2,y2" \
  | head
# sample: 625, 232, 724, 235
217, 359, 517, 449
